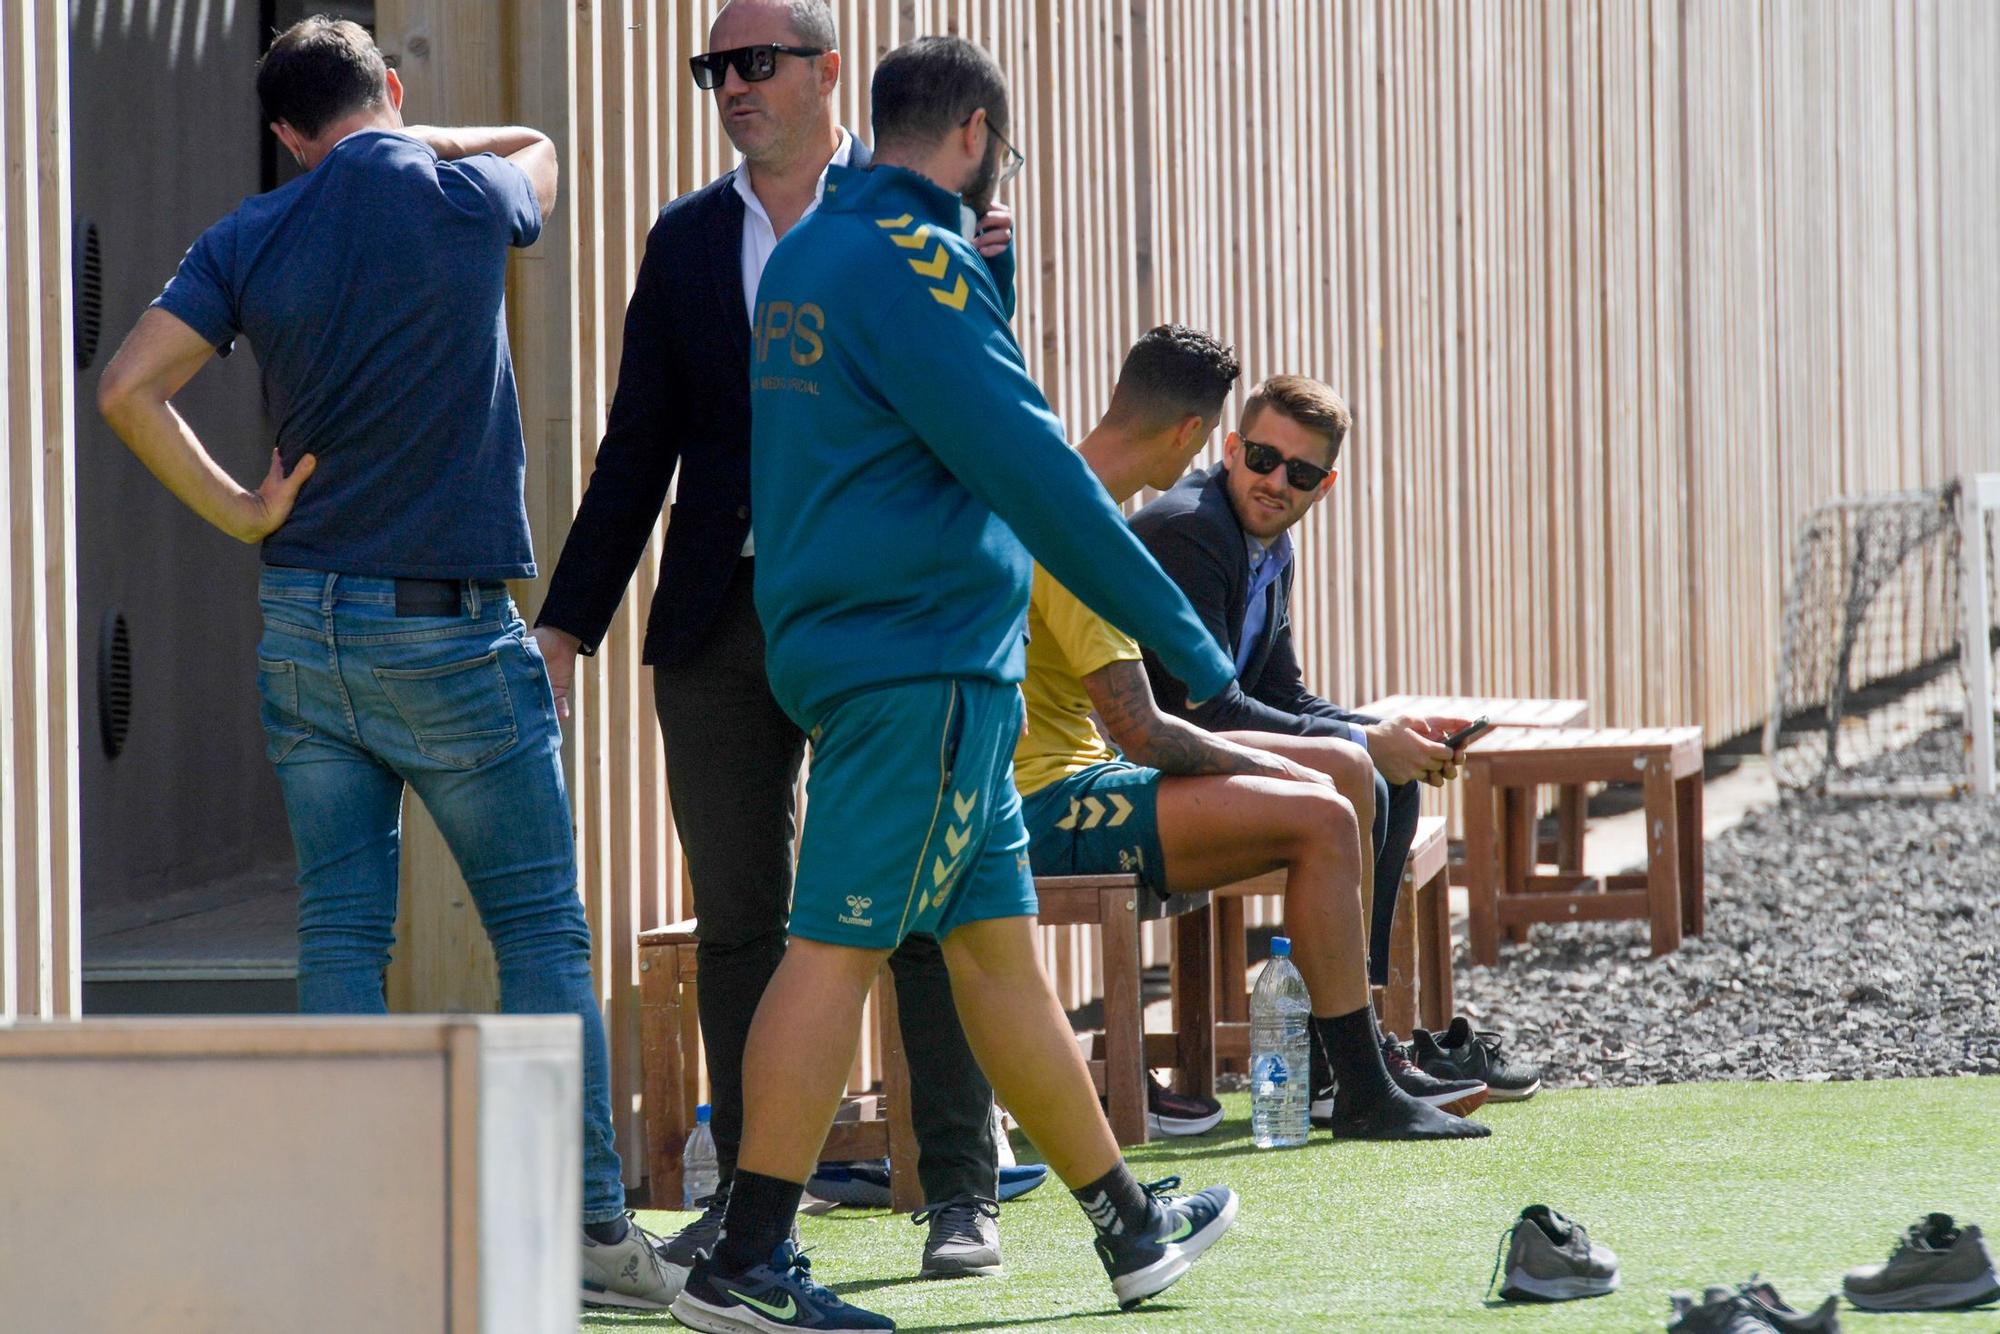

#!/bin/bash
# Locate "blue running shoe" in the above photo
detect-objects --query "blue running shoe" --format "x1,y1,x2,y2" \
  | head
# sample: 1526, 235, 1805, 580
807, 1159, 1049, 1207
1093, 1176, 1239, 1309
671, 1240, 893, 1333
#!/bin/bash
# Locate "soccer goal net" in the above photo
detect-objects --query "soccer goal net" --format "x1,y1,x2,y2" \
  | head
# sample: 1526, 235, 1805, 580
1766, 475, 2000, 798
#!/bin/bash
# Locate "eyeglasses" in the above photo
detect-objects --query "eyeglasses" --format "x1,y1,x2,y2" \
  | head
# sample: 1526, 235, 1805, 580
1240, 438, 1332, 491
962, 112, 1026, 187
689, 43, 826, 90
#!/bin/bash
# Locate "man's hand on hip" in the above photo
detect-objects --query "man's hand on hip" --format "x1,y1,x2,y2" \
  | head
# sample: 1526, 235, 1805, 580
531, 625, 582, 721
1362, 715, 1459, 786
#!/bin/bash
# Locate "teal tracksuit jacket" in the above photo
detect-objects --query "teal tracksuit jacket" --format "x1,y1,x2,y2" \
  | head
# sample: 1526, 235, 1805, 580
748, 163, 1234, 729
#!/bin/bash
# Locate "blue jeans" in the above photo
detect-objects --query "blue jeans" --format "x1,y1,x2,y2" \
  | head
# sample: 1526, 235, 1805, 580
255, 566, 623, 1224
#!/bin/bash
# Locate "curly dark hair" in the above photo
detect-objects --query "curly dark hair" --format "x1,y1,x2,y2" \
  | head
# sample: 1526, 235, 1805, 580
1108, 324, 1242, 432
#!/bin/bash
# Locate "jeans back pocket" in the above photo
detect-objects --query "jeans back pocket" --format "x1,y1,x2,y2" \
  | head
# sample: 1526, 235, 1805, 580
256, 657, 314, 764
372, 651, 518, 770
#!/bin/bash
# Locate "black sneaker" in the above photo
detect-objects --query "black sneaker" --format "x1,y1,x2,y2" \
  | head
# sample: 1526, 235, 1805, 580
1669, 1286, 1787, 1333
661, 1189, 731, 1270
1413, 1017, 1542, 1100
1092, 1175, 1239, 1309
1739, 1278, 1843, 1331
1380, 1035, 1488, 1116
913, 1194, 1001, 1278
672, 1239, 893, 1332
1490, 1204, 1618, 1302
1146, 1073, 1225, 1136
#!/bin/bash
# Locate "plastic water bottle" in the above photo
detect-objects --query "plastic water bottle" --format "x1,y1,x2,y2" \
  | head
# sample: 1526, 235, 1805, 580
1250, 937, 1312, 1148
682, 1103, 719, 1208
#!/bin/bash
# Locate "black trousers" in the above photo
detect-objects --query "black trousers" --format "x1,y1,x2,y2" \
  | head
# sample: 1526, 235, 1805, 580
653, 560, 995, 1204
1368, 772, 1423, 990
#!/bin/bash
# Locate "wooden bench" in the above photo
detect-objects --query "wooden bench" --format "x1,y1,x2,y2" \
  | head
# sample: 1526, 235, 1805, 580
1460, 726, 1706, 964
638, 920, 922, 1213
1203, 815, 1454, 1075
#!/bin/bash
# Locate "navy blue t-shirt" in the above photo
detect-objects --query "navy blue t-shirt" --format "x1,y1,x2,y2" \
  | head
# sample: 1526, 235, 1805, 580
154, 129, 541, 579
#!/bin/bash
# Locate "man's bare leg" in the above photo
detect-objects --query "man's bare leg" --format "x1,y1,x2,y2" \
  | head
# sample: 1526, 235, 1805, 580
1217, 731, 1376, 932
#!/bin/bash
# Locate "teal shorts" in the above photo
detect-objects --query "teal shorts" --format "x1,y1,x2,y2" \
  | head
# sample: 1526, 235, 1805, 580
790, 678, 1038, 949
1020, 761, 1167, 893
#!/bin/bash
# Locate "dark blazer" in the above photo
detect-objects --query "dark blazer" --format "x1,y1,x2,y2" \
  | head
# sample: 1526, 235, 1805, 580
1128, 465, 1377, 740
536, 141, 1015, 666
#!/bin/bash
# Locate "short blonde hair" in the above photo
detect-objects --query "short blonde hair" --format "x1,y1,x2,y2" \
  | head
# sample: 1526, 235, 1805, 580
1241, 375, 1351, 465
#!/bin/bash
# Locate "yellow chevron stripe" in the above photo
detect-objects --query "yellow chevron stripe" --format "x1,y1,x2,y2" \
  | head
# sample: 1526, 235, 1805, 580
929, 275, 969, 310
875, 213, 915, 230
890, 226, 931, 250
907, 241, 950, 279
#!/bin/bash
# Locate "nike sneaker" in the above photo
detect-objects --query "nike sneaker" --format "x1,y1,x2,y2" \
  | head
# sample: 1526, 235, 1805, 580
1092, 1175, 1239, 1309
1739, 1278, 1842, 1331
914, 1194, 1001, 1278
1147, 1073, 1225, 1136
806, 1159, 1048, 1207
672, 1239, 894, 1333
580, 1213, 683, 1310
1491, 1204, 1618, 1302
1843, 1213, 2000, 1311
1412, 1017, 1542, 1100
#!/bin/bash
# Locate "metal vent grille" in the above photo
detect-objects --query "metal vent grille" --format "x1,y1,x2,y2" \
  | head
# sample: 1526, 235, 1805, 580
75, 218, 104, 372
98, 609, 132, 759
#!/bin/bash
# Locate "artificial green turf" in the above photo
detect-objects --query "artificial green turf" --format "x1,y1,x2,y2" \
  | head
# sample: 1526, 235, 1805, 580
584, 1077, 2000, 1332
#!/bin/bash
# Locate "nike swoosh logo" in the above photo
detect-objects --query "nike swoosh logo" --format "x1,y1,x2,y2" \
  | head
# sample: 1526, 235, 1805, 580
727, 1288, 797, 1321
1167, 1216, 1196, 1243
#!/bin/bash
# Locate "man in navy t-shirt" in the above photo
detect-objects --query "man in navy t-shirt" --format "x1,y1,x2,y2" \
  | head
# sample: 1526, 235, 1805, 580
95, 17, 678, 1311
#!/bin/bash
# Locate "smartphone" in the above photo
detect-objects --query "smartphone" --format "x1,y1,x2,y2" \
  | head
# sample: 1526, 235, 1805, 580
1442, 715, 1494, 750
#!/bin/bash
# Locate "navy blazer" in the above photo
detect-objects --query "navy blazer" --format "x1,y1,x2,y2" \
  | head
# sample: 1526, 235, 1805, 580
1127, 465, 1377, 740
536, 141, 1016, 665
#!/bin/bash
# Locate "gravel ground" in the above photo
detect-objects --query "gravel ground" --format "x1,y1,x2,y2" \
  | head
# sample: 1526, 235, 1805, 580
1453, 726, 2000, 1087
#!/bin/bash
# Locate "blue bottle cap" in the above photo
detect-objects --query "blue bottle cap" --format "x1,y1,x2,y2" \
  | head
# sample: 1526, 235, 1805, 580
696, 1103, 712, 1124
1270, 936, 1291, 957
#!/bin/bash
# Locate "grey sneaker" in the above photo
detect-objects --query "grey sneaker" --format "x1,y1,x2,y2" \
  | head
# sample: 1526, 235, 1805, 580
1843, 1213, 2000, 1311
915, 1194, 1002, 1278
1739, 1279, 1842, 1331
581, 1215, 683, 1310
1491, 1204, 1618, 1301
1669, 1286, 1783, 1332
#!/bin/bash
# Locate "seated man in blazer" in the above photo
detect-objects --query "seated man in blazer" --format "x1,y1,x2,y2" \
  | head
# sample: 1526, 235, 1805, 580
1129, 375, 1469, 1011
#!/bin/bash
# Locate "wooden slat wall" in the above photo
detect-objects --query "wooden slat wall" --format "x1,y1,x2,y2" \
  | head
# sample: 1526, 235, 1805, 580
0, 0, 80, 1021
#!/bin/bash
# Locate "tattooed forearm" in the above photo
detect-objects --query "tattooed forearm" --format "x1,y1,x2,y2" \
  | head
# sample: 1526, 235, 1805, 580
1086, 660, 1292, 779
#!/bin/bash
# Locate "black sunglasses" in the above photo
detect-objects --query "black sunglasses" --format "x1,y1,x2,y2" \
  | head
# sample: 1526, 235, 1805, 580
689, 43, 825, 91
961, 111, 1026, 187
1240, 438, 1332, 491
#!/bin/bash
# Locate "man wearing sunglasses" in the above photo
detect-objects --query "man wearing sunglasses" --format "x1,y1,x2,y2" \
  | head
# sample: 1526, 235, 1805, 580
1130, 377, 1471, 1045
531, 0, 1025, 1294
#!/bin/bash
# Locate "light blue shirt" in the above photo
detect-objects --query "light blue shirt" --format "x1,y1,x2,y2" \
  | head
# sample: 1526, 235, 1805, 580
1236, 532, 1293, 675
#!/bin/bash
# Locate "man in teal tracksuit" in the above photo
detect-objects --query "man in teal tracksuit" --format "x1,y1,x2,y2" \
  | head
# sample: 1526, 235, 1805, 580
669, 38, 1241, 1334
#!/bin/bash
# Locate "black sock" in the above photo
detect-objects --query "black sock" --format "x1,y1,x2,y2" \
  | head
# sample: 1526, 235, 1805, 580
583, 1215, 629, 1246
1314, 1005, 1397, 1107
713, 1169, 804, 1273
1072, 1162, 1154, 1237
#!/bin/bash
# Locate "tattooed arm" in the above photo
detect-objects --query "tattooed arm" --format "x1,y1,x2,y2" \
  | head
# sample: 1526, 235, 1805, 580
1085, 658, 1333, 785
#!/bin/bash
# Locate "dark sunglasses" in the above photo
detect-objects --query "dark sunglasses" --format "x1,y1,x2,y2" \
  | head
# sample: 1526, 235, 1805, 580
962, 112, 1026, 187
1240, 438, 1332, 491
689, 43, 825, 90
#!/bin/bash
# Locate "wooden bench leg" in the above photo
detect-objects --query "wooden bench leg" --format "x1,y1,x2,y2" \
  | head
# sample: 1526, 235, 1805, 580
640, 946, 679, 1208
1465, 766, 1501, 966
1502, 786, 1534, 944
1643, 758, 1684, 956
1417, 862, 1454, 1030
1171, 905, 1216, 1101
1216, 895, 1248, 1074
1556, 783, 1587, 872
1099, 886, 1147, 1147
1381, 867, 1419, 1038
1677, 771, 1705, 937
879, 968, 924, 1213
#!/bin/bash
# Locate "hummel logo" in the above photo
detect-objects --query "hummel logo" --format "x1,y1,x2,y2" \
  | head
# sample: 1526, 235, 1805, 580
1080, 1189, 1124, 1236
839, 895, 875, 927
727, 1287, 798, 1321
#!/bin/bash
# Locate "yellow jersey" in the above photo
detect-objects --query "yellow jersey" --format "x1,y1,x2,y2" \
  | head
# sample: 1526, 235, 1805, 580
1013, 565, 1143, 796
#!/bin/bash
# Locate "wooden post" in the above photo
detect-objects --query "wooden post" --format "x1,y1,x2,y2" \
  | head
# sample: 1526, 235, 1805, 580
1098, 885, 1147, 1147
1170, 903, 1216, 1101
1464, 762, 1500, 966
1641, 756, 1684, 956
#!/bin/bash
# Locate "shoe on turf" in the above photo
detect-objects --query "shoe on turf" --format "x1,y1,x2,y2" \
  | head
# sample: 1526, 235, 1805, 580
914, 1193, 1001, 1278
1091, 1176, 1238, 1310
1842, 1213, 2000, 1311
1311, 1076, 1491, 1140
580, 1213, 683, 1311
672, 1239, 894, 1332
1490, 1204, 1618, 1302
1413, 1017, 1542, 1101
1668, 1286, 1785, 1333
807, 1158, 1048, 1207
1738, 1278, 1842, 1331
1147, 1072, 1225, 1136
1379, 1035, 1488, 1116
662, 1189, 730, 1269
